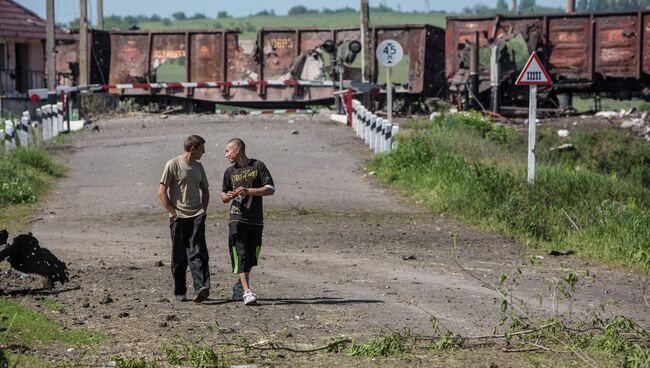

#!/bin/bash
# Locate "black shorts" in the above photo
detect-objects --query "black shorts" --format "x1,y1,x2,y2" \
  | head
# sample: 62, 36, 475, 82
228, 222, 263, 274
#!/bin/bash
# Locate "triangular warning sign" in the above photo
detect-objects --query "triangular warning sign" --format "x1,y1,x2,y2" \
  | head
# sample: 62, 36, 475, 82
515, 52, 553, 85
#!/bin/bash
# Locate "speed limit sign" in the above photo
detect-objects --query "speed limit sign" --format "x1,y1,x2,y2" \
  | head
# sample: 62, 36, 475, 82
376, 40, 403, 67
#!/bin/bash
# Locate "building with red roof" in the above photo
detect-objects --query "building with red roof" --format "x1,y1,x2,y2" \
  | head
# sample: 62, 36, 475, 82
0, 0, 76, 98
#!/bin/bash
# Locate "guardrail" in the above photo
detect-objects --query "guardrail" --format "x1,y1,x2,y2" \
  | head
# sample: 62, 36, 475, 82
1, 103, 69, 150
350, 100, 399, 154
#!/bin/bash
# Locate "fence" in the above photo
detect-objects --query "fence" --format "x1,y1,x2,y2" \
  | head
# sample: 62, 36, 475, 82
1, 103, 69, 150
349, 100, 399, 154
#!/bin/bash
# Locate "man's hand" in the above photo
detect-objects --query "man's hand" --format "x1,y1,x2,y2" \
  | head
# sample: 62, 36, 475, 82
235, 187, 249, 196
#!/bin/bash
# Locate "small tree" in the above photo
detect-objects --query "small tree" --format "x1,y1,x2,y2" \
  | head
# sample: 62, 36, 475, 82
497, 0, 509, 11
288, 5, 308, 15
162, 18, 172, 26
217, 11, 231, 19
172, 12, 186, 21
190, 13, 206, 20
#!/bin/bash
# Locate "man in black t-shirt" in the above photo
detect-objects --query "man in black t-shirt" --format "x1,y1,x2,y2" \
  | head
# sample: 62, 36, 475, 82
221, 138, 275, 305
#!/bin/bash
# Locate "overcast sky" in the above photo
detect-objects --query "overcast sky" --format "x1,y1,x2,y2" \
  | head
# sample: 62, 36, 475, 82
16, 0, 567, 23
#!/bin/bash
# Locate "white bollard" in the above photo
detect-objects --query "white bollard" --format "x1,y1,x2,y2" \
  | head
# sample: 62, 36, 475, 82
43, 105, 51, 139
352, 102, 358, 134
383, 122, 392, 153
57, 102, 65, 133
390, 125, 400, 151
370, 115, 377, 150
375, 118, 384, 154
4, 120, 15, 150
361, 109, 370, 143
50, 105, 59, 137
359, 107, 366, 139
18, 114, 31, 146
35, 108, 43, 144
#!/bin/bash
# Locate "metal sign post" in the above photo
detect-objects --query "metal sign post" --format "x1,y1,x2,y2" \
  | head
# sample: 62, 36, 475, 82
376, 40, 403, 125
515, 52, 553, 184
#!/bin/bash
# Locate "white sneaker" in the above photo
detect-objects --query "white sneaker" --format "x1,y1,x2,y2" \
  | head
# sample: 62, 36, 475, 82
243, 289, 257, 305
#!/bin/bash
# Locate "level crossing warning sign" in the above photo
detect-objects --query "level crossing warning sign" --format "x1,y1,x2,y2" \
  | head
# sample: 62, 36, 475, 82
515, 52, 552, 86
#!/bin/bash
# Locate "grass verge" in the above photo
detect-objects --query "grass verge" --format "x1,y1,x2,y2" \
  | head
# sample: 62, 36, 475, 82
368, 111, 650, 270
0, 146, 65, 232
0, 297, 107, 346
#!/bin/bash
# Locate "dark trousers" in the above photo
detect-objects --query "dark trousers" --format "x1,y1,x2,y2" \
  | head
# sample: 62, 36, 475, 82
169, 212, 210, 295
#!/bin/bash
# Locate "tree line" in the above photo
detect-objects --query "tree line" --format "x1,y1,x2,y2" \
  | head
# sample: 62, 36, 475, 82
61, 1, 650, 30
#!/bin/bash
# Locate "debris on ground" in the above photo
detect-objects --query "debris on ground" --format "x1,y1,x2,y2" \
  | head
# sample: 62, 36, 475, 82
549, 250, 576, 256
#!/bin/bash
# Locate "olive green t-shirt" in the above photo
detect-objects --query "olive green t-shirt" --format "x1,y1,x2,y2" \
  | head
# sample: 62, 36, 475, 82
160, 156, 209, 218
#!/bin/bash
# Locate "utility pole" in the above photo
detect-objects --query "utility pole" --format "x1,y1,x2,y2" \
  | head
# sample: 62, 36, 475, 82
360, 0, 371, 83
46, 0, 56, 98
97, 0, 104, 30
566, 0, 575, 13
79, 0, 88, 86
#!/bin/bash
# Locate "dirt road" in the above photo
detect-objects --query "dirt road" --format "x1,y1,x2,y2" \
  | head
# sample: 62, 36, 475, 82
11, 113, 649, 365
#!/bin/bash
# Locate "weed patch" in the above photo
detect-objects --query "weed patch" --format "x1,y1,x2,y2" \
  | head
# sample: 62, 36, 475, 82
369, 112, 650, 269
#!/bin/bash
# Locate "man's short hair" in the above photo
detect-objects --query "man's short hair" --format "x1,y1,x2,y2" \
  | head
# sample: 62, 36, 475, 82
227, 138, 246, 153
184, 135, 206, 152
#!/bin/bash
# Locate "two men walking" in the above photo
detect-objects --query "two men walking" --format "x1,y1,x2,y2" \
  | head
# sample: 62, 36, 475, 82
158, 135, 274, 305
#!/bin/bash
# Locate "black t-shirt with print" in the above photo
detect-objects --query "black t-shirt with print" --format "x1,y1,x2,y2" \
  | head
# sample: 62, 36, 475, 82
222, 159, 274, 225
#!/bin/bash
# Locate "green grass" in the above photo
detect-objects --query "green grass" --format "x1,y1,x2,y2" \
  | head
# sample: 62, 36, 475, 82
138, 11, 448, 40
369, 112, 650, 270
0, 298, 107, 346
0, 147, 65, 206
572, 97, 650, 113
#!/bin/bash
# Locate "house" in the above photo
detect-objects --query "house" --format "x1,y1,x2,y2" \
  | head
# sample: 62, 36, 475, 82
0, 0, 76, 98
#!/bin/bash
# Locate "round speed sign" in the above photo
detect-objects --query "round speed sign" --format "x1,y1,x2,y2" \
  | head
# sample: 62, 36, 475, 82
376, 40, 403, 67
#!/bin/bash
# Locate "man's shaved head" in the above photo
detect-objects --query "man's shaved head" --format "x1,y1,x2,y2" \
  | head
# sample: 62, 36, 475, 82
227, 138, 246, 153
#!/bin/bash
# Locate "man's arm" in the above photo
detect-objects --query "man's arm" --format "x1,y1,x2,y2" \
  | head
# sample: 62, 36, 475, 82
157, 183, 177, 219
235, 186, 274, 197
221, 191, 238, 203
201, 187, 210, 212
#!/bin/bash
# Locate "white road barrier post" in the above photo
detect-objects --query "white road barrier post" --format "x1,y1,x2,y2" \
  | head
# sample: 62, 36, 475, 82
4, 120, 15, 150
370, 114, 377, 151
35, 108, 43, 144
390, 125, 400, 151
52, 105, 60, 137
384, 122, 392, 153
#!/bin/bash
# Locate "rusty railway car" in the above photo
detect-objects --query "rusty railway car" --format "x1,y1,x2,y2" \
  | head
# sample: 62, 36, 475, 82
446, 10, 650, 109
50, 10, 650, 113
73, 25, 444, 108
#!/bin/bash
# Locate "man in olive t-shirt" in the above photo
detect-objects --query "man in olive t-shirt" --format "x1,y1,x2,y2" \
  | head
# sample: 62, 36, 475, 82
158, 135, 211, 303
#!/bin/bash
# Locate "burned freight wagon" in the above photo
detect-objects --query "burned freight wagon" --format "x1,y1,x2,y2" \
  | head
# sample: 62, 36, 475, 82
64, 25, 445, 110
446, 11, 650, 112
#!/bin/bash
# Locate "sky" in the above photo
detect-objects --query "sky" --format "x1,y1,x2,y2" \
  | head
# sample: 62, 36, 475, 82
15, 0, 567, 24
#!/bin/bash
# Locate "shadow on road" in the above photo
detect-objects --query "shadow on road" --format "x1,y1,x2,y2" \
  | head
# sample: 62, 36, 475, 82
4, 286, 82, 297
202, 297, 384, 306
